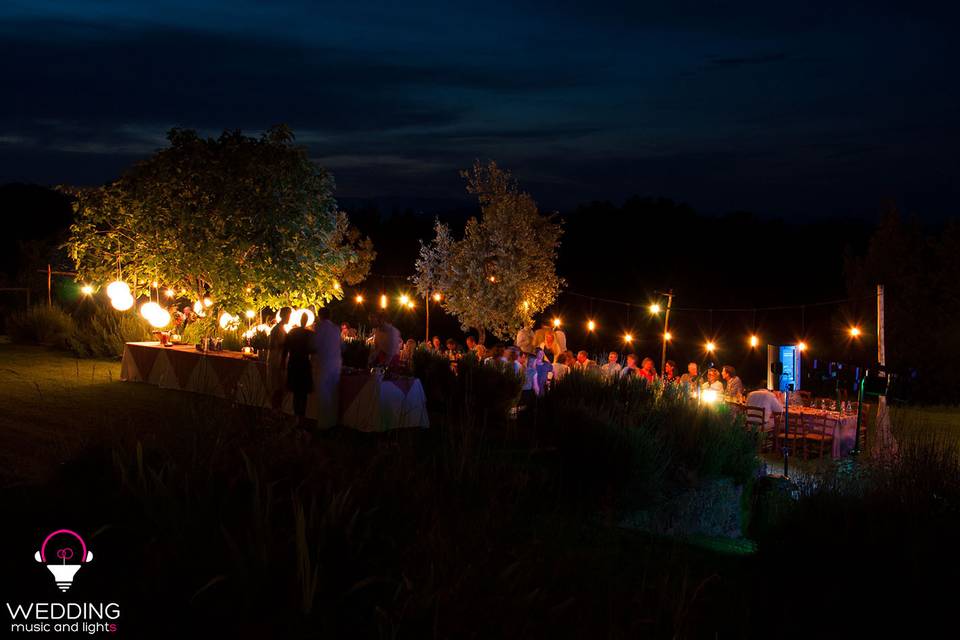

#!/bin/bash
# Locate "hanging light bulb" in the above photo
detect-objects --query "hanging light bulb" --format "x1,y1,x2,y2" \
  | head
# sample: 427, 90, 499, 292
553, 317, 561, 328
355, 294, 365, 304
203, 297, 213, 308
432, 292, 442, 302
164, 288, 175, 298
623, 333, 633, 343
193, 300, 207, 317
219, 312, 239, 330
106, 281, 130, 300
587, 319, 596, 332
849, 326, 861, 338
80, 284, 93, 295
379, 294, 388, 309
140, 302, 170, 328
705, 341, 716, 353
111, 293, 134, 311
245, 309, 256, 319
399, 294, 410, 306
649, 303, 661, 314
664, 331, 672, 341
749, 335, 759, 348
797, 341, 807, 352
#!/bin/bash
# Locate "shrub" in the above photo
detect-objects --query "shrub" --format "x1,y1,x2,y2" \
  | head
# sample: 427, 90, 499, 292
5, 305, 77, 348
412, 349, 523, 425
68, 303, 152, 358
341, 339, 371, 368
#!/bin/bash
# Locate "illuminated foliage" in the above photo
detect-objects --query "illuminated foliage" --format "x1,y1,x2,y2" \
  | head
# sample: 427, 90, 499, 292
414, 160, 563, 342
66, 126, 373, 310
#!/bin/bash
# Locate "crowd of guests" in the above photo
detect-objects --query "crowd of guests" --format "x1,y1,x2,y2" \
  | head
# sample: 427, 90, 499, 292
266, 310, 753, 426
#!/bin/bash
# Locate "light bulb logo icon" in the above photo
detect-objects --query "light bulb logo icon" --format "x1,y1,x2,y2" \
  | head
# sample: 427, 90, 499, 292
34, 529, 93, 592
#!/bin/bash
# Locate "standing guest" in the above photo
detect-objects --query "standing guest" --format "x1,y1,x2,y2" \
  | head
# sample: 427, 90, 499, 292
400, 338, 418, 367
312, 307, 342, 430
520, 352, 540, 405
541, 331, 559, 362
620, 353, 639, 378
465, 335, 479, 353
505, 347, 523, 376
532, 321, 552, 352
601, 352, 622, 378
638, 357, 658, 383
663, 360, 678, 383
267, 307, 292, 410
533, 348, 553, 393
430, 336, 444, 353
552, 352, 571, 381
702, 368, 724, 392
722, 365, 744, 399
746, 388, 784, 430
679, 362, 700, 387
340, 322, 357, 340
515, 324, 535, 355
369, 312, 401, 367
474, 344, 487, 361
485, 344, 504, 365
553, 324, 568, 354
283, 313, 315, 425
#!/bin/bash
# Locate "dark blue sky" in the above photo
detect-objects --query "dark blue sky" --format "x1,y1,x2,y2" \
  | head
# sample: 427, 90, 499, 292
2, 0, 958, 217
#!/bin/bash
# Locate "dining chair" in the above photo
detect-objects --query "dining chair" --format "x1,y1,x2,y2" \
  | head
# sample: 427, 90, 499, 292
803, 413, 836, 459
745, 406, 774, 452
776, 411, 807, 458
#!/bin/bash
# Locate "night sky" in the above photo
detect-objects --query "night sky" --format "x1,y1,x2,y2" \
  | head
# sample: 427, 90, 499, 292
2, 1, 958, 218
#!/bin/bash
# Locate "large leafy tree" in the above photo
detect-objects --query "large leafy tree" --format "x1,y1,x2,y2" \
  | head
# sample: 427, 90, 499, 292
66, 126, 374, 311
414, 161, 563, 343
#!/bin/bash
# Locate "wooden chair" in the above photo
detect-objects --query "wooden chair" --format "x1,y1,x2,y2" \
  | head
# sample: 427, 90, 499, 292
745, 406, 774, 452
776, 411, 807, 458
803, 413, 837, 459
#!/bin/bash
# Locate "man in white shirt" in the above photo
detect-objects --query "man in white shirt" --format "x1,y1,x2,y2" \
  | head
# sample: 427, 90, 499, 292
311, 307, 342, 429
601, 351, 622, 378
515, 325, 534, 355
369, 312, 401, 366
746, 388, 784, 429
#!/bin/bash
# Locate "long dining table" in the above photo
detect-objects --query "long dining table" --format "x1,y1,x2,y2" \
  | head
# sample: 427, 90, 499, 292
120, 341, 429, 431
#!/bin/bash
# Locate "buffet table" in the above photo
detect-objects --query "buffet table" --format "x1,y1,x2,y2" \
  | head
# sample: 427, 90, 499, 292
120, 342, 428, 431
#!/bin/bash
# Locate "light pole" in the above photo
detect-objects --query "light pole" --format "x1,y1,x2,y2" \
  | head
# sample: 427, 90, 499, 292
650, 289, 674, 374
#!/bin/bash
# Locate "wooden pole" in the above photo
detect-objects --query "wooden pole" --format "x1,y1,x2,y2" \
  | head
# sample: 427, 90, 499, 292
877, 284, 885, 367
425, 292, 430, 343
660, 290, 673, 374
47, 264, 52, 307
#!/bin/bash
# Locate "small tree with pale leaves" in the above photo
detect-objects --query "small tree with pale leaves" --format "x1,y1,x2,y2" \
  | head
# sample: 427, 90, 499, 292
413, 161, 563, 343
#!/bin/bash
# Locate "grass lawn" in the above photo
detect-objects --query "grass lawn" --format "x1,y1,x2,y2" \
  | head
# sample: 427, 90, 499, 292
0, 342, 259, 485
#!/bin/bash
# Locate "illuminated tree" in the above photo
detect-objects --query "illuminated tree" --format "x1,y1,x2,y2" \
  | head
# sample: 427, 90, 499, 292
66, 126, 373, 311
414, 160, 563, 343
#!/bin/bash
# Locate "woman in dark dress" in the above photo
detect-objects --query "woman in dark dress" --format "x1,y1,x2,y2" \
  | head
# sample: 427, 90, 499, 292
283, 314, 315, 422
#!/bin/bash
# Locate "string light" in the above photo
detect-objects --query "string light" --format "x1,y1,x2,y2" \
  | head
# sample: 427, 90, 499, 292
488, 275, 496, 283
203, 297, 213, 308
379, 294, 388, 309
432, 292, 442, 302
705, 341, 716, 353
355, 294, 365, 304
80, 284, 93, 295
245, 309, 256, 319
587, 319, 596, 332
399, 294, 410, 306
164, 288, 175, 298
664, 331, 672, 341
623, 333, 633, 343
749, 335, 759, 348
649, 303, 661, 314
797, 342, 807, 352
406, 301, 415, 309
552, 317, 562, 328
849, 326, 861, 337
151, 281, 159, 288
106, 281, 130, 300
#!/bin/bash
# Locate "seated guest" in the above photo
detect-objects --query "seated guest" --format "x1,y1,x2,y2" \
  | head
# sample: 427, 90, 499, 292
465, 335, 478, 353
722, 365, 744, 399
663, 360, 678, 383
601, 351, 622, 378
638, 357, 658, 383
701, 367, 724, 392
679, 362, 699, 386
620, 353, 639, 378
340, 322, 358, 340
552, 352, 571, 381
575, 350, 597, 370
445, 338, 460, 359
430, 336, 444, 353
746, 388, 783, 429
400, 338, 417, 366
